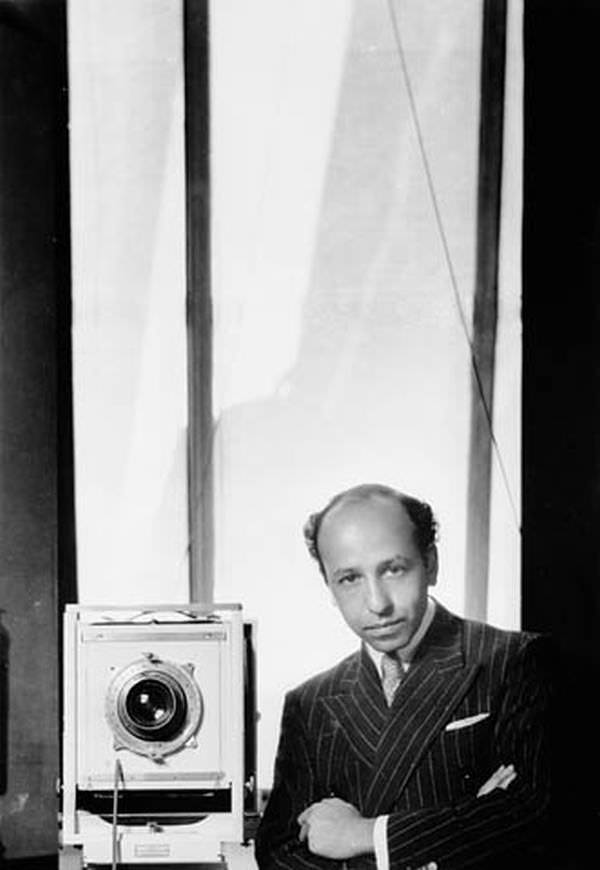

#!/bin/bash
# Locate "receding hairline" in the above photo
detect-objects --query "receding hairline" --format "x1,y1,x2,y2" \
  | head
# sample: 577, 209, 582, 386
317, 485, 417, 537
303, 483, 438, 581
303, 483, 438, 577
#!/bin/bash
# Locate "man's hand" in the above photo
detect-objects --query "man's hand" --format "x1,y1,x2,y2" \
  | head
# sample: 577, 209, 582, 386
411, 766, 515, 870
296, 767, 516, 862
297, 797, 375, 859
477, 763, 517, 797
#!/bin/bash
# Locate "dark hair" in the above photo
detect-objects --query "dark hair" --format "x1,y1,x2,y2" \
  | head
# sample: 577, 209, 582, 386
303, 483, 438, 579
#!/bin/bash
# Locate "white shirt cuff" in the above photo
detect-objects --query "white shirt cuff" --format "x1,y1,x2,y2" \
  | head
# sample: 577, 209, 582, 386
373, 814, 389, 870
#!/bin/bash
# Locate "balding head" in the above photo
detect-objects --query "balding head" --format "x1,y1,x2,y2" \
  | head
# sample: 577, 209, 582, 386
303, 483, 438, 580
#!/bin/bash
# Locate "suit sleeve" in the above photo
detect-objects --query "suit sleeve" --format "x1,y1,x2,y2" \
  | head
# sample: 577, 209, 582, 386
381, 636, 553, 870
255, 690, 342, 870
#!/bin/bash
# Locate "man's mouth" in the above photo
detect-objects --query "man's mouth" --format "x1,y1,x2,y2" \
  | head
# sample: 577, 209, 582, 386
365, 617, 406, 635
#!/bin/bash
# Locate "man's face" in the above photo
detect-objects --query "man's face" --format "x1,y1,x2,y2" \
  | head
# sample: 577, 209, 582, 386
318, 496, 437, 653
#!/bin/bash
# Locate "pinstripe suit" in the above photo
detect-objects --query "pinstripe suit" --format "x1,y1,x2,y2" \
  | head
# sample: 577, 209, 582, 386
255, 603, 551, 870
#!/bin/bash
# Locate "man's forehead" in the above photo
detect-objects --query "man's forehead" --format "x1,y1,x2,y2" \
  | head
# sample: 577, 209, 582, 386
319, 493, 413, 540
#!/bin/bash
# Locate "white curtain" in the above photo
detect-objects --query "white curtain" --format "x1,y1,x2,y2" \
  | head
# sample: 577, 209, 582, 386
69, 0, 189, 604
211, 0, 522, 789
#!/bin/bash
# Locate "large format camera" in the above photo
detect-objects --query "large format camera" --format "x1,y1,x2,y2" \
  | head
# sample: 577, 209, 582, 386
59, 603, 256, 867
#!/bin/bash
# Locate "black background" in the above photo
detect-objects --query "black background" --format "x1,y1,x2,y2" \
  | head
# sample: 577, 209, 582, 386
1, 0, 600, 863
523, 0, 600, 862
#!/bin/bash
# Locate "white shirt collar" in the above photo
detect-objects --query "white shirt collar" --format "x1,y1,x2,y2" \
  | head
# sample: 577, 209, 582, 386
366, 596, 436, 675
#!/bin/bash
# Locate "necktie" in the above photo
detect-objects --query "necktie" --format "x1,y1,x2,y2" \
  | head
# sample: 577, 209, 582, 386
381, 653, 403, 705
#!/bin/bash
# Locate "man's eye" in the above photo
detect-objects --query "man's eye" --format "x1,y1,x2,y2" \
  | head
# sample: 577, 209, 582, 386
384, 562, 405, 577
338, 573, 358, 585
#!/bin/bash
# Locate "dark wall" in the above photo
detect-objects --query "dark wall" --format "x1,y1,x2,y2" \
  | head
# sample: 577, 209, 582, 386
0, 1, 72, 860
523, 0, 600, 861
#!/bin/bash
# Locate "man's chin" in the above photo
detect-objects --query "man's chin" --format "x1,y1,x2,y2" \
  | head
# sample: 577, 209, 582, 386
370, 639, 407, 654
363, 625, 413, 653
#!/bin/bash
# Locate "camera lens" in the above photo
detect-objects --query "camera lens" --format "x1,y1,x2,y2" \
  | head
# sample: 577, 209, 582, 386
127, 679, 174, 727
106, 656, 203, 758
121, 674, 187, 742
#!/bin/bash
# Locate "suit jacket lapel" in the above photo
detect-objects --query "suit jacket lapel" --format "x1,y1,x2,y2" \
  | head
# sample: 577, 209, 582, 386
321, 647, 388, 769
363, 605, 480, 816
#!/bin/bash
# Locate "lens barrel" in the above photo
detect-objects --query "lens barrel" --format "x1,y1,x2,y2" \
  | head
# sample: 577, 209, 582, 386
121, 674, 188, 742
105, 656, 203, 759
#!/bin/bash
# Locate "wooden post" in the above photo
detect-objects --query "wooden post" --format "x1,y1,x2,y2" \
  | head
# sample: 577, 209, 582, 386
184, 0, 214, 603
465, 0, 507, 620
0, 4, 69, 857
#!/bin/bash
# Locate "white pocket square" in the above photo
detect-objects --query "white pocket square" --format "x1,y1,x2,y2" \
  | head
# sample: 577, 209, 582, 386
445, 712, 490, 731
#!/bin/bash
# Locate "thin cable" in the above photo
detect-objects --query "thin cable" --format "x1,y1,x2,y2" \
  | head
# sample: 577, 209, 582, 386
112, 757, 124, 870
386, 0, 520, 531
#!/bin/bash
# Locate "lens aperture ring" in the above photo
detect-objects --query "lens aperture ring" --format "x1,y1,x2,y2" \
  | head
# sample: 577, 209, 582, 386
105, 657, 203, 759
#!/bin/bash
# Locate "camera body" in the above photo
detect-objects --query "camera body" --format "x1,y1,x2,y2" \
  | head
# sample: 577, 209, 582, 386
60, 603, 254, 866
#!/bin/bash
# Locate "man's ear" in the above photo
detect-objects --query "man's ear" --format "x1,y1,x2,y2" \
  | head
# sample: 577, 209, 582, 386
425, 545, 438, 586
323, 574, 339, 607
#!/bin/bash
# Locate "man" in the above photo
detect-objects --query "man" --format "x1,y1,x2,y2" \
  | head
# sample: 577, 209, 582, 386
255, 484, 552, 870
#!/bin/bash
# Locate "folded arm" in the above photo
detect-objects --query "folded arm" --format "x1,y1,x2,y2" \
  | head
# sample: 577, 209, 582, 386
380, 636, 552, 869
256, 637, 552, 870
294, 763, 516, 867
255, 691, 343, 870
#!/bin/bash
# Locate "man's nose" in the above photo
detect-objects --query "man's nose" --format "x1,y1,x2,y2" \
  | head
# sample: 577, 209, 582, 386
365, 577, 393, 615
